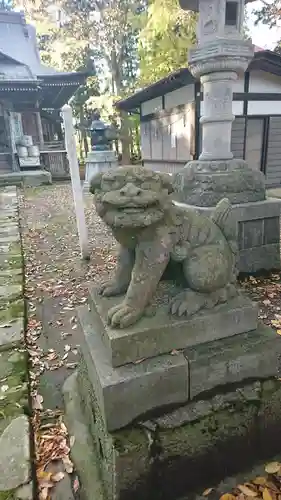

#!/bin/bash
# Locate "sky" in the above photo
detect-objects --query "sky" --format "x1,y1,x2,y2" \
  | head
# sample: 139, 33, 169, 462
247, 0, 281, 49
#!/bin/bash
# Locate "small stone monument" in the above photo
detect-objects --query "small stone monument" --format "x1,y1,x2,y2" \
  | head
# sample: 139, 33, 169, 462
63, 166, 281, 500
174, 0, 281, 273
83, 109, 118, 192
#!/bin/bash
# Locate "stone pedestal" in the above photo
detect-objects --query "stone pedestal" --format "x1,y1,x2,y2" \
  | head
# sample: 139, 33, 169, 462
174, 197, 281, 273
63, 285, 281, 500
83, 150, 118, 192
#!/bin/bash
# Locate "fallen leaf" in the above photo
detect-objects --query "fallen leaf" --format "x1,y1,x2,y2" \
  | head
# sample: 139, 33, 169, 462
62, 456, 74, 474
253, 477, 267, 486
265, 462, 281, 474
219, 494, 236, 500
52, 471, 65, 482
203, 488, 214, 496
237, 484, 257, 497
39, 488, 49, 500
73, 476, 80, 492
263, 488, 274, 500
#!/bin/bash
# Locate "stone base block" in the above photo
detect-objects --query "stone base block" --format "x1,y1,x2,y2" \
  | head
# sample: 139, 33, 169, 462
88, 286, 258, 367
0, 169, 52, 187
77, 298, 280, 433
84, 150, 118, 192
175, 197, 281, 273
64, 364, 281, 500
184, 322, 281, 398
77, 305, 189, 431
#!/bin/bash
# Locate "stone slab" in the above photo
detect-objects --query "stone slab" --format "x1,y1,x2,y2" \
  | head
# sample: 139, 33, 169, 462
0, 169, 52, 187
88, 286, 258, 367
63, 372, 107, 500
184, 322, 281, 398
0, 415, 30, 490
0, 319, 23, 349
175, 198, 281, 222
77, 305, 189, 431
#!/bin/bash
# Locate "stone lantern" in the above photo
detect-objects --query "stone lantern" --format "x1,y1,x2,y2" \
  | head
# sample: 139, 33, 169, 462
179, 0, 255, 165
174, 0, 281, 272
84, 109, 118, 192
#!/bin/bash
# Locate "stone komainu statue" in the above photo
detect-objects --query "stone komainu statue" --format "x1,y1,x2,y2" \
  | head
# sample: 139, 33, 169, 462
90, 166, 238, 328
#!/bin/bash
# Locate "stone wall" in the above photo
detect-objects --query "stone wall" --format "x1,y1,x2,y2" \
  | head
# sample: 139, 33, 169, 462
0, 186, 32, 499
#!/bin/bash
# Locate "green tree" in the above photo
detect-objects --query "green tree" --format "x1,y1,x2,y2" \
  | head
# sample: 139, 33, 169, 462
138, 0, 197, 86
253, 0, 281, 51
56, 0, 147, 163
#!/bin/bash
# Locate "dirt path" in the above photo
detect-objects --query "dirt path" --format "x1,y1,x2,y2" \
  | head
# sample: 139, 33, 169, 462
19, 183, 117, 499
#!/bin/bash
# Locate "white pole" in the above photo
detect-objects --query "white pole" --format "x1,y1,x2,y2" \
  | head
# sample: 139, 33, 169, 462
61, 104, 90, 260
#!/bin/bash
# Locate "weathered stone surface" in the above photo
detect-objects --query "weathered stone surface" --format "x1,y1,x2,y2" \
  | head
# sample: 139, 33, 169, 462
173, 159, 266, 207
0, 284, 22, 305
175, 198, 281, 273
15, 482, 33, 500
64, 365, 281, 500
64, 371, 152, 500
154, 382, 261, 429
0, 415, 30, 490
90, 165, 239, 328
84, 149, 118, 192
0, 170, 52, 187
89, 286, 258, 367
185, 323, 281, 398
63, 372, 109, 500
239, 244, 281, 273
76, 305, 189, 431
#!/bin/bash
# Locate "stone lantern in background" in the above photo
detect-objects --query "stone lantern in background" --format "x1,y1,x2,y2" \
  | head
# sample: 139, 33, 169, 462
174, 0, 281, 272
83, 109, 118, 192
176, 0, 263, 204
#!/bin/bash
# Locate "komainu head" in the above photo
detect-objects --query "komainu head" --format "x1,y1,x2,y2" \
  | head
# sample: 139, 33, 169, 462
90, 166, 174, 229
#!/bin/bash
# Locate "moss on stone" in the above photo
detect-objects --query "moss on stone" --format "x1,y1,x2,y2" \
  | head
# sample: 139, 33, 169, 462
0, 270, 22, 286
0, 299, 24, 324
0, 349, 28, 433
0, 489, 15, 500
113, 427, 148, 454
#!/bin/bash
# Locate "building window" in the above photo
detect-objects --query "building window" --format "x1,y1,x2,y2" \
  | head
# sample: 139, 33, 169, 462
225, 1, 238, 26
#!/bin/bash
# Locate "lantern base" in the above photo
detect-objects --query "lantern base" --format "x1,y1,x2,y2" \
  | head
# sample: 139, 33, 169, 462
83, 150, 118, 192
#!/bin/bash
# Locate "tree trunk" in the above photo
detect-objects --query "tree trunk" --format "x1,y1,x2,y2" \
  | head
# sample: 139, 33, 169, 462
119, 110, 131, 165
112, 53, 132, 165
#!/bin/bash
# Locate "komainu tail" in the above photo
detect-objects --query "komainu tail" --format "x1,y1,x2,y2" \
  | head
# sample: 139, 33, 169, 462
212, 198, 238, 281
212, 198, 232, 229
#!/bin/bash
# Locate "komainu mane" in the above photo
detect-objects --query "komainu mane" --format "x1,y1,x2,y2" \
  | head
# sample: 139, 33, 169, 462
90, 166, 238, 328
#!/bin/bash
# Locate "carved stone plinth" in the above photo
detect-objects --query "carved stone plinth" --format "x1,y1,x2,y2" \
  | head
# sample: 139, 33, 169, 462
173, 159, 266, 206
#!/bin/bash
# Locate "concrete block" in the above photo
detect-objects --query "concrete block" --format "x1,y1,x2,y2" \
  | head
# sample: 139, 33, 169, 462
185, 322, 281, 398
77, 305, 189, 431
88, 286, 258, 367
